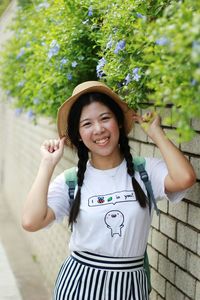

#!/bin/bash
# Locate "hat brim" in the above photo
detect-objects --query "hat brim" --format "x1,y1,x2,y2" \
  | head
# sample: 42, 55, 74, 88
57, 82, 134, 147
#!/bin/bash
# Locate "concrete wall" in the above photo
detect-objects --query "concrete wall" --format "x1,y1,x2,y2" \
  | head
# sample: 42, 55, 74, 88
0, 100, 200, 300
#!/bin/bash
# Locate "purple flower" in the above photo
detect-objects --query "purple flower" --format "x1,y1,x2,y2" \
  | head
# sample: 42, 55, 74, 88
96, 57, 107, 78
114, 40, 126, 54
136, 13, 145, 19
71, 61, 78, 68
16, 48, 25, 59
33, 98, 40, 105
155, 37, 169, 46
88, 6, 93, 16
36, 2, 50, 11
106, 37, 113, 49
60, 58, 68, 65
191, 79, 197, 86
17, 80, 26, 87
27, 110, 35, 120
132, 67, 141, 81
67, 73, 72, 81
48, 40, 60, 59
15, 108, 23, 116
124, 73, 132, 85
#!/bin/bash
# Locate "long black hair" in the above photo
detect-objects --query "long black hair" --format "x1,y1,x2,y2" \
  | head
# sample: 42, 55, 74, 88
67, 92, 147, 226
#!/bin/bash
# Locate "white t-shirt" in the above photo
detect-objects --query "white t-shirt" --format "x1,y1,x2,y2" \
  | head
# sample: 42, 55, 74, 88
47, 158, 186, 257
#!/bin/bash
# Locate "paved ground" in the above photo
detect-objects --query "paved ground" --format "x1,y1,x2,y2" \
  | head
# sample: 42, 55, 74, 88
0, 197, 51, 300
0, 2, 51, 300
0, 241, 22, 300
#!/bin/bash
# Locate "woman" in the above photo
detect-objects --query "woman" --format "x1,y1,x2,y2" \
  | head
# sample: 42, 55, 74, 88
22, 81, 196, 300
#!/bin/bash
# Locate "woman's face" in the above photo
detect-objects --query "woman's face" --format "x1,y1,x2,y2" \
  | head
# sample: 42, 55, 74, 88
79, 101, 121, 163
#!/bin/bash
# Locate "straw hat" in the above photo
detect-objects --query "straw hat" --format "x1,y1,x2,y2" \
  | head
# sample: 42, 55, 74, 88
57, 81, 134, 146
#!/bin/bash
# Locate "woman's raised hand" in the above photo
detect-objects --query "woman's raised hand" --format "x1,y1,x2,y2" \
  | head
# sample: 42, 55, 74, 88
132, 111, 162, 140
40, 137, 66, 166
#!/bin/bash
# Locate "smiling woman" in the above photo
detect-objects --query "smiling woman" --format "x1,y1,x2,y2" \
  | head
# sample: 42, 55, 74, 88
22, 81, 196, 300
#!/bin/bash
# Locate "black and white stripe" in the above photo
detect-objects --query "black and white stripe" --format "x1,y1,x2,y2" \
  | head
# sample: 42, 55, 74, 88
54, 251, 149, 300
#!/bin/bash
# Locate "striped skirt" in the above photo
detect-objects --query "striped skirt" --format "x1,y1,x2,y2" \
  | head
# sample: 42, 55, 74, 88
54, 251, 149, 300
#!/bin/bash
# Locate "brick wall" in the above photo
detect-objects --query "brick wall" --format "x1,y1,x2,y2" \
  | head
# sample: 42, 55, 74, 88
0, 101, 200, 299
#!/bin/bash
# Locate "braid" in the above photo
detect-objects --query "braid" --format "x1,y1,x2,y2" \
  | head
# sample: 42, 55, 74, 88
119, 130, 147, 208
68, 142, 88, 226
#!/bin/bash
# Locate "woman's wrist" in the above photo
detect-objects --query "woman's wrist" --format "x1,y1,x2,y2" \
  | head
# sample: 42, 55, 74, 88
40, 157, 57, 171
148, 126, 167, 144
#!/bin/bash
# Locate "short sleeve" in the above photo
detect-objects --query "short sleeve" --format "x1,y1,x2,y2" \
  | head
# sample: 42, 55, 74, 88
145, 157, 187, 203
47, 172, 70, 223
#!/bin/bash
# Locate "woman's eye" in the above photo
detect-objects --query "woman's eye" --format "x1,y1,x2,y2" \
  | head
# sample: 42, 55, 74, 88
102, 116, 110, 121
82, 122, 91, 127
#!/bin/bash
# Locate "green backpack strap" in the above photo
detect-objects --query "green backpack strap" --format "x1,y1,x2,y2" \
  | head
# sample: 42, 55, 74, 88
64, 167, 77, 207
144, 249, 152, 294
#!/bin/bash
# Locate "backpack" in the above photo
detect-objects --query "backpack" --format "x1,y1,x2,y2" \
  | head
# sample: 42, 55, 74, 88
64, 156, 159, 294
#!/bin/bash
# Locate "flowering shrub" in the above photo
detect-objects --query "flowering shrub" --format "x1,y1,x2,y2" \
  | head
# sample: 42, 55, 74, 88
0, 0, 98, 118
92, 0, 200, 141
0, 0, 200, 140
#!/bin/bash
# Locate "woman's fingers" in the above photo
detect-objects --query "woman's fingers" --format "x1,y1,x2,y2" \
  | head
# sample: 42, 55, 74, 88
42, 138, 65, 153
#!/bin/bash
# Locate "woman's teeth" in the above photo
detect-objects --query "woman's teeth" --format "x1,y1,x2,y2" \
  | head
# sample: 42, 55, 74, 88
95, 137, 109, 144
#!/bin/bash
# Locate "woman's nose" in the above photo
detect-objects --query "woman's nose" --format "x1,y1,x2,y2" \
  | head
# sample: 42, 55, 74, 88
93, 122, 104, 134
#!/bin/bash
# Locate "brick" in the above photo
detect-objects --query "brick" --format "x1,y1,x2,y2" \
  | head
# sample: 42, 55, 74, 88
198, 234, 200, 256
188, 204, 200, 230
168, 240, 187, 268
148, 245, 158, 269
152, 229, 168, 255
140, 143, 155, 158
192, 118, 200, 131
151, 268, 166, 298
148, 227, 153, 245
158, 254, 175, 283
177, 223, 198, 252
168, 201, 187, 223
186, 182, 200, 204
151, 213, 160, 230
160, 108, 172, 127
160, 214, 176, 239
190, 157, 200, 180
187, 252, 200, 280
164, 128, 180, 148
166, 282, 185, 300
196, 280, 200, 300
131, 123, 148, 142
157, 295, 164, 300
157, 200, 168, 213
150, 289, 157, 300
181, 133, 200, 154
175, 266, 196, 299
129, 140, 141, 157
153, 147, 163, 159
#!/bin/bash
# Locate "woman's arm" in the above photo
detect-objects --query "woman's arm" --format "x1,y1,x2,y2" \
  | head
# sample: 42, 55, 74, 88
22, 137, 65, 231
132, 112, 196, 193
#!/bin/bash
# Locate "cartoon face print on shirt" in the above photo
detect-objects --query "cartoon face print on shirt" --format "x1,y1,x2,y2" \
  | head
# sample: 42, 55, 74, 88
104, 210, 124, 237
